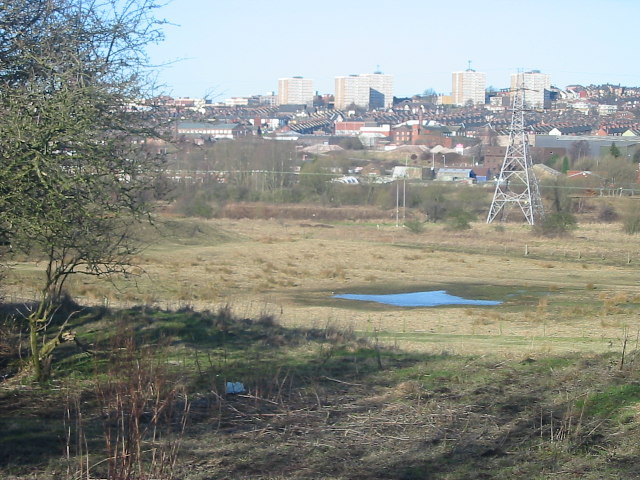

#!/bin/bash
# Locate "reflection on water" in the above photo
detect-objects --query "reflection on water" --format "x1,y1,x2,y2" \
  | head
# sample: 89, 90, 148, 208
333, 290, 502, 307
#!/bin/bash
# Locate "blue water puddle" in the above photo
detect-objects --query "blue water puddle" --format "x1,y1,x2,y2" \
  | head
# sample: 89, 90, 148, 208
332, 290, 502, 307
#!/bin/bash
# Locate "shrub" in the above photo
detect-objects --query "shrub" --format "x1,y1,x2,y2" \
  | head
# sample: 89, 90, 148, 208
404, 219, 425, 234
174, 191, 215, 218
419, 185, 451, 222
535, 212, 577, 237
184, 196, 214, 218
445, 209, 474, 231
622, 210, 640, 235
337, 137, 364, 150
598, 205, 618, 223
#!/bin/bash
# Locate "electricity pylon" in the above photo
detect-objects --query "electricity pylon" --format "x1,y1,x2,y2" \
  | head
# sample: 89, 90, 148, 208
486, 86, 544, 225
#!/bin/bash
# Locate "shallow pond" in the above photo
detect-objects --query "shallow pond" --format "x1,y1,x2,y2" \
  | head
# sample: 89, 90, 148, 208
332, 290, 502, 307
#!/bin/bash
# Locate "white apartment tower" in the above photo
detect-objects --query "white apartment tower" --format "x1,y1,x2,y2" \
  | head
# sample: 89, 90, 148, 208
452, 69, 486, 106
510, 70, 551, 108
277, 76, 314, 106
335, 72, 394, 110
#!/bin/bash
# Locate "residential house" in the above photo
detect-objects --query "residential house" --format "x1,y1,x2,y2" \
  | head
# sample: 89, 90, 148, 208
596, 124, 632, 136
622, 129, 640, 137
413, 125, 464, 148
482, 145, 508, 170
176, 122, 250, 140
391, 124, 413, 144
547, 124, 594, 136
598, 104, 618, 116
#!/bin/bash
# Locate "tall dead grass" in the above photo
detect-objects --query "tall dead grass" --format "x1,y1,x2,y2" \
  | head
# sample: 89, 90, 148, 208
65, 326, 190, 480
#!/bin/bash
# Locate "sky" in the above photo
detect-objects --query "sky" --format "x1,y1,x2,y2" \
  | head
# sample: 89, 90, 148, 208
146, 0, 640, 101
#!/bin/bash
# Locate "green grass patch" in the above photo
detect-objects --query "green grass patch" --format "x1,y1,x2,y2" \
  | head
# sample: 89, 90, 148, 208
147, 217, 243, 247
367, 331, 614, 352
4, 298, 640, 479
0, 417, 64, 466
580, 383, 640, 417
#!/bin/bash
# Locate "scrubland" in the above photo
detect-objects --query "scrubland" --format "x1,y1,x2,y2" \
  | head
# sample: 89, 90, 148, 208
3, 204, 640, 479
9, 210, 640, 355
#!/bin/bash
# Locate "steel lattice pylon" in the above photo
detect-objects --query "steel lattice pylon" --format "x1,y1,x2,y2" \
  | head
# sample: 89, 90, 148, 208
486, 86, 544, 225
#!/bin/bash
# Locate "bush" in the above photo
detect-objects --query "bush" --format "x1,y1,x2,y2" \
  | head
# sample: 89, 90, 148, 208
598, 205, 619, 223
622, 211, 640, 235
337, 137, 364, 150
419, 185, 451, 222
445, 209, 474, 231
535, 212, 577, 237
404, 219, 425, 234
179, 193, 214, 218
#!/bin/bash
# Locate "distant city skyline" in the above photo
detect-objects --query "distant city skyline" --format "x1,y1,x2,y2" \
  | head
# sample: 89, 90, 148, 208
146, 0, 640, 100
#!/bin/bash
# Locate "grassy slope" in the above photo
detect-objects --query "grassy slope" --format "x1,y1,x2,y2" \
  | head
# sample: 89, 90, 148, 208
2, 306, 640, 479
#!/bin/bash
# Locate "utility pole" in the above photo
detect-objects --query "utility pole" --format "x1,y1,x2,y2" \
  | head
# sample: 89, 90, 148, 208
403, 156, 407, 224
396, 180, 399, 227
487, 85, 544, 225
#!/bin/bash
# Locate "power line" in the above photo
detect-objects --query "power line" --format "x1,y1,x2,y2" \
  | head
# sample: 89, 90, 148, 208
487, 85, 544, 225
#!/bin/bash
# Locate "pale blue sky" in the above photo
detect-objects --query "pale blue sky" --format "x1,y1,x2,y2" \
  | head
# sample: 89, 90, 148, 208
147, 0, 640, 100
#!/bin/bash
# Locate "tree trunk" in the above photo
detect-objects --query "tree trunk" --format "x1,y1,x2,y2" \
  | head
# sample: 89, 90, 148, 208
28, 299, 72, 382
29, 318, 42, 382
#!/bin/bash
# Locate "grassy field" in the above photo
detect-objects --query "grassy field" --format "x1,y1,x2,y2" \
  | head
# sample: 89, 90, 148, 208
4, 207, 640, 478
7, 211, 640, 356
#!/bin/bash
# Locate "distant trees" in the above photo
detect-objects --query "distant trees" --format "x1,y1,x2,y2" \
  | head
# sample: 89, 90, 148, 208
0, 0, 166, 381
535, 211, 577, 237
416, 185, 448, 222
536, 177, 577, 237
416, 185, 488, 224
569, 140, 590, 161
298, 159, 335, 197
167, 150, 319, 208
337, 137, 364, 150
609, 142, 622, 158
599, 157, 637, 188
420, 88, 438, 104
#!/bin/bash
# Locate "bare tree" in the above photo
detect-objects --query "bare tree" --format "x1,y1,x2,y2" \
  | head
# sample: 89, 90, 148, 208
0, 0, 167, 381
569, 140, 590, 162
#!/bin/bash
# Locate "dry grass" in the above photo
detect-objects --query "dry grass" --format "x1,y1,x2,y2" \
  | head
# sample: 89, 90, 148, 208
6, 216, 640, 355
